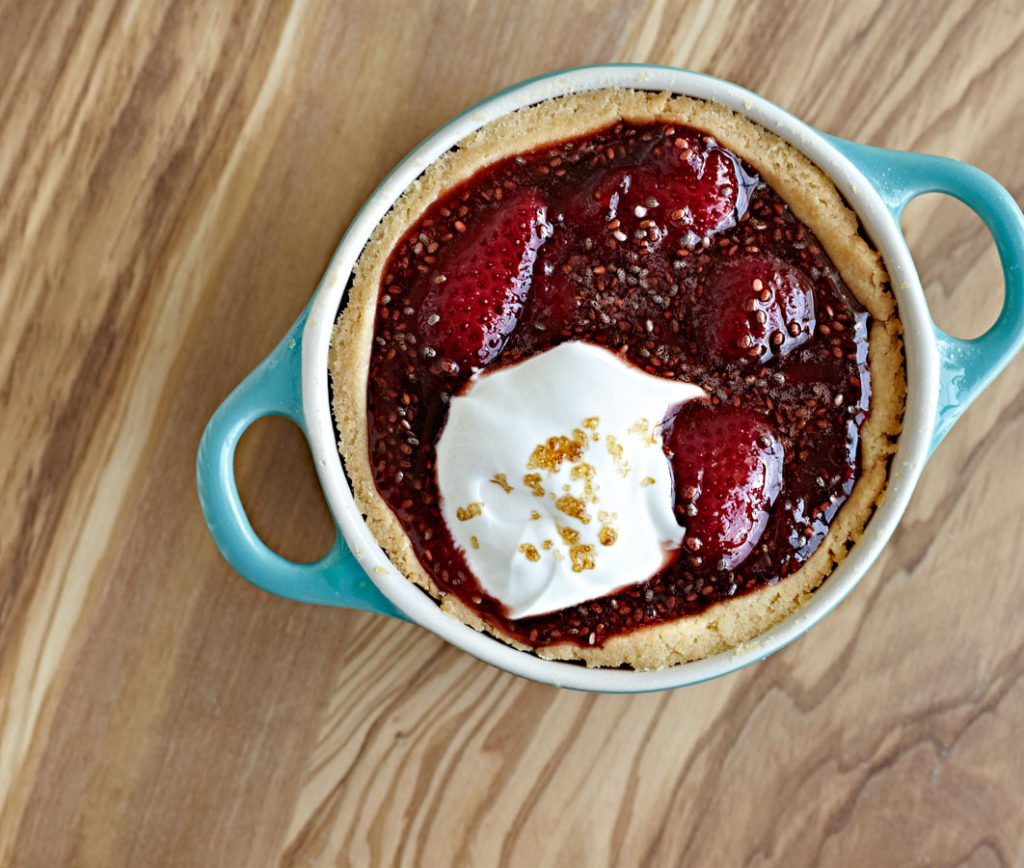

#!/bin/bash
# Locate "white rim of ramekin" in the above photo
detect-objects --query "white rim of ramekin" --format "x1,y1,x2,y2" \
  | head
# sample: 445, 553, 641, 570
301, 65, 936, 692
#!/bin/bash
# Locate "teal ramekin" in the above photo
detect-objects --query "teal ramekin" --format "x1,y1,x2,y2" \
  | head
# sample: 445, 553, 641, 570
197, 65, 1024, 692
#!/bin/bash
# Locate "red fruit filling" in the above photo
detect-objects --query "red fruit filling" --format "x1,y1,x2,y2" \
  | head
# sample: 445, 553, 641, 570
695, 252, 816, 364
563, 133, 745, 245
362, 120, 871, 649
415, 189, 549, 371
664, 402, 784, 570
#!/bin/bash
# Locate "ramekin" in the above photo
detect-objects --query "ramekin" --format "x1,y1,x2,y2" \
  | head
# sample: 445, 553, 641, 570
197, 65, 1024, 692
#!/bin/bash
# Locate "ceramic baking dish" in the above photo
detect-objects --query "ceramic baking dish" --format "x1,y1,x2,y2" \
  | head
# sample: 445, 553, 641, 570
197, 65, 1024, 692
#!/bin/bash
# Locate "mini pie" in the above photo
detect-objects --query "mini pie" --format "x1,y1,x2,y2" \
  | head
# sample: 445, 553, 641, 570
330, 88, 905, 671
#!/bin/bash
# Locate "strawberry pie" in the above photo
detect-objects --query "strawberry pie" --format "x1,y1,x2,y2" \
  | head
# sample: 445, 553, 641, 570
330, 89, 905, 670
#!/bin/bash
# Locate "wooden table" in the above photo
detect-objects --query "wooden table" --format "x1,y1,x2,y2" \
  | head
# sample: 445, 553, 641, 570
3, 1, 1023, 864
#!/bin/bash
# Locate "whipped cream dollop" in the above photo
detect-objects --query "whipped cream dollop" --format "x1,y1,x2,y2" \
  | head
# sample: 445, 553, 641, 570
435, 341, 706, 619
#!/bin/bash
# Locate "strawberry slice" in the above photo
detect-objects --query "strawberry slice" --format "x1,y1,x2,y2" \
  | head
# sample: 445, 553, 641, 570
664, 401, 784, 570
417, 190, 549, 370
696, 252, 816, 365
656, 146, 740, 237
564, 137, 741, 254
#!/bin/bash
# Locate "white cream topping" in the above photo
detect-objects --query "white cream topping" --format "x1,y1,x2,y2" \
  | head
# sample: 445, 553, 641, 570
435, 341, 705, 619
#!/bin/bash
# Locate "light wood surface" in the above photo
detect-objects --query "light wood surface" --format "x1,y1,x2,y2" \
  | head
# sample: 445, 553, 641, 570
2, 1, 1023, 865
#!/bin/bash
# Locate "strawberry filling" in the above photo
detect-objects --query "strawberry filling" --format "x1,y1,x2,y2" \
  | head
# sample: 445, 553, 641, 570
695, 253, 817, 364
414, 190, 550, 371
362, 120, 872, 649
664, 402, 784, 570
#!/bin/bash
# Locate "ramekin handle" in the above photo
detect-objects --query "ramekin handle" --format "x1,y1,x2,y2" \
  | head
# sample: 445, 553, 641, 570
825, 135, 1024, 454
196, 305, 403, 617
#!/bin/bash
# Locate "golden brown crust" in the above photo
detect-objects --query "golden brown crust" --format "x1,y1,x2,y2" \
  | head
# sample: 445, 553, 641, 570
330, 89, 906, 670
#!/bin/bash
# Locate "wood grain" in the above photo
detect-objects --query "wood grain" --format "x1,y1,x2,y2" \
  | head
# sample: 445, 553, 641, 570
2, 0, 1023, 865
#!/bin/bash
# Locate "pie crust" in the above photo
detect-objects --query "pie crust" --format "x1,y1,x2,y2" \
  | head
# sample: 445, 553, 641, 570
329, 88, 905, 670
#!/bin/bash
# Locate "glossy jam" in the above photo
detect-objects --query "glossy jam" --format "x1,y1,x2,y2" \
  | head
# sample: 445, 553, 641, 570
361, 121, 871, 649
